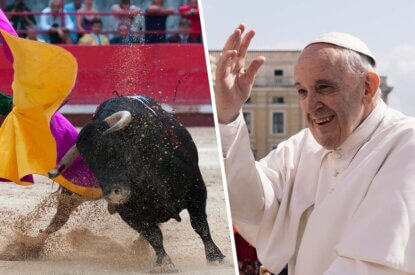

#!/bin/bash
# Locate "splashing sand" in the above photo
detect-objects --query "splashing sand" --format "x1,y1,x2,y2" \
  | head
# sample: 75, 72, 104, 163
0, 128, 235, 274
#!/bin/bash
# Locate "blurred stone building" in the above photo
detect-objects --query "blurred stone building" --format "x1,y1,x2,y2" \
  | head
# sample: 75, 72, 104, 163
210, 50, 393, 159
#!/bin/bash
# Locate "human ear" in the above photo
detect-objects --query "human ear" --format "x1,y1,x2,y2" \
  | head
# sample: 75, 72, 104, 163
364, 71, 380, 104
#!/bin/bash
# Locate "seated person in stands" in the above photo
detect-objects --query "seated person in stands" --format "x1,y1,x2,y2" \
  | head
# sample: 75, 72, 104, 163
5, 0, 36, 38
64, 0, 84, 42
39, 0, 74, 44
111, 0, 140, 29
145, 0, 175, 43
168, 18, 197, 43
110, 22, 135, 44
179, 0, 201, 42
78, 18, 109, 45
26, 26, 45, 42
76, 0, 99, 39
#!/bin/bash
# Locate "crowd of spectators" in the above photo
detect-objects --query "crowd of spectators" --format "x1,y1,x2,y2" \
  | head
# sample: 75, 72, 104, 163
4, 0, 202, 45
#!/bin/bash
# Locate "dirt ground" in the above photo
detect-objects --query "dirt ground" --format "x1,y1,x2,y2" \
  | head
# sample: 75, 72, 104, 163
0, 127, 236, 275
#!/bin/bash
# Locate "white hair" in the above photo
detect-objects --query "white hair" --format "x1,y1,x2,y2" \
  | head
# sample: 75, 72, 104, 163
336, 47, 375, 73
334, 47, 382, 98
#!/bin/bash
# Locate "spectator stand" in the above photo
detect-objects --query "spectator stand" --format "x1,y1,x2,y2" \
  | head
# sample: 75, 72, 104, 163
0, 1, 209, 126
1, 0, 197, 42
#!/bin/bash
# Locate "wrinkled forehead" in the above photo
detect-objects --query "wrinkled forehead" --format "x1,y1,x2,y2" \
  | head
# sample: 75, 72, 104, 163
293, 43, 363, 87
295, 43, 347, 73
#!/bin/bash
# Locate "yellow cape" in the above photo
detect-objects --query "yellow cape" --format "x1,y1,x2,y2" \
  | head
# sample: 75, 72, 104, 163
0, 30, 102, 199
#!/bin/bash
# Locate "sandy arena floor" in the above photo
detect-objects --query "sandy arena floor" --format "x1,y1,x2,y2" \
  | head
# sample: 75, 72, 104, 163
0, 127, 235, 274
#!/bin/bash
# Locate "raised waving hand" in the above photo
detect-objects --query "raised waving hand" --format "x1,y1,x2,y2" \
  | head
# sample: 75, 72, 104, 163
215, 24, 265, 124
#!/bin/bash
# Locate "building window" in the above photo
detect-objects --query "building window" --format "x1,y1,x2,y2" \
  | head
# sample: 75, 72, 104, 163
272, 96, 284, 104
243, 112, 253, 134
274, 69, 283, 76
274, 69, 284, 85
272, 112, 284, 134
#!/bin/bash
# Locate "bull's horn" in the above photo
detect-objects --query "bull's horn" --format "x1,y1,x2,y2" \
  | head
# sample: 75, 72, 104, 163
47, 144, 79, 179
103, 111, 132, 135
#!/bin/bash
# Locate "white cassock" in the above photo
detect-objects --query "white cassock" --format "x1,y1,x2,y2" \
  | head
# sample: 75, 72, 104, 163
220, 100, 415, 274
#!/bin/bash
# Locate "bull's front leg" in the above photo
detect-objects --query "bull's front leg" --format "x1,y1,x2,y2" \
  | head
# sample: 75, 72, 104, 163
40, 187, 85, 236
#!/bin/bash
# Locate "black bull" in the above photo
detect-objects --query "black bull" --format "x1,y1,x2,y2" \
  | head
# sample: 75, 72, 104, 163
48, 95, 225, 270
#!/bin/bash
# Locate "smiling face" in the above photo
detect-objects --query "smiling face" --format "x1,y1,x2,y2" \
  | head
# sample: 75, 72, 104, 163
294, 43, 375, 149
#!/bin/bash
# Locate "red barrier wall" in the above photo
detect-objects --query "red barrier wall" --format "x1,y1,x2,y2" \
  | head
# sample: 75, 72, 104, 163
0, 44, 211, 105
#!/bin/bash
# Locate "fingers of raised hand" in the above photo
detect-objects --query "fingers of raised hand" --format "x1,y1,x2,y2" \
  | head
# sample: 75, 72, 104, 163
233, 24, 245, 52
217, 50, 238, 77
222, 24, 245, 52
238, 29, 256, 59
245, 56, 266, 83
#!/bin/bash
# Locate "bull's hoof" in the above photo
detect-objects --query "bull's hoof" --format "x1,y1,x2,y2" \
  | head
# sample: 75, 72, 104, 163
206, 247, 226, 265
208, 255, 226, 265
150, 257, 178, 273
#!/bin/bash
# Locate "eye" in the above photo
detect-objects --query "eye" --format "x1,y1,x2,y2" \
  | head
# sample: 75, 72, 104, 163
318, 85, 330, 89
297, 89, 307, 98
316, 84, 334, 94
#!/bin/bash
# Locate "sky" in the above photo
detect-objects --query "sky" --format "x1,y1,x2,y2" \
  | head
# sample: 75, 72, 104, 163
201, 0, 415, 116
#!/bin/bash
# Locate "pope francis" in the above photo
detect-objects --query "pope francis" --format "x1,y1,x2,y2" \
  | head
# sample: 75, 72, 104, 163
215, 25, 415, 274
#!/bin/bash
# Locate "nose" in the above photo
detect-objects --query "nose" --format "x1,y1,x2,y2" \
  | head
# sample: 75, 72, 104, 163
303, 91, 323, 114
105, 185, 131, 204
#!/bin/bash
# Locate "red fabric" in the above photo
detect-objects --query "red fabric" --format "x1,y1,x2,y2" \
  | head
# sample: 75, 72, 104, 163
0, 44, 210, 105
234, 232, 258, 268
